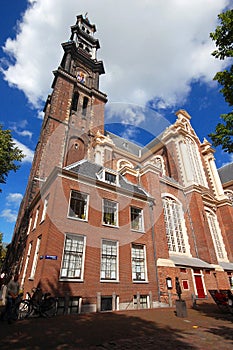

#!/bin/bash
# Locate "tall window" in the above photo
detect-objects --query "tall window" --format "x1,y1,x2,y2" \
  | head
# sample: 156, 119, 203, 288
103, 199, 118, 226
41, 195, 49, 222
131, 207, 143, 231
30, 236, 41, 279
162, 196, 187, 253
26, 217, 32, 235
206, 210, 227, 260
21, 242, 32, 286
179, 137, 207, 186
131, 244, 146, 281
68, 191, 88, 220
101, 240, 118, 280
71, 92, 79, 111
82, 96, 89, 117
32, 206, 40, 230
61, 234, 85, 279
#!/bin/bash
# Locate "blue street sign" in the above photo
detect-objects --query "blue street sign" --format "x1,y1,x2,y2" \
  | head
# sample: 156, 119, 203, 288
45, 255, 58, 260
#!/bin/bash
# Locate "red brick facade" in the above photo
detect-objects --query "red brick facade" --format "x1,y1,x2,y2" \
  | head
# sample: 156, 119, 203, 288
6, 15, 233, 313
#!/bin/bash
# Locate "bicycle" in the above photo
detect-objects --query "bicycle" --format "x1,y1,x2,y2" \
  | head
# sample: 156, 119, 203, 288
18, 287, 57, 320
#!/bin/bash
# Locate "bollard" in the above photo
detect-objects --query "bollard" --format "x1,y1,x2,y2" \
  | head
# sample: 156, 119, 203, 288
175, 299, 187, 318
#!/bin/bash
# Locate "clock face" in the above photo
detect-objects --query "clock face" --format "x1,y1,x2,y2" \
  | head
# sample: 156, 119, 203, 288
77, 71, 85, 84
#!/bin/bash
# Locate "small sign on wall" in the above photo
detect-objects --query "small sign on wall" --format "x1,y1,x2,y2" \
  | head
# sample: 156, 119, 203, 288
45, 255, 58, 260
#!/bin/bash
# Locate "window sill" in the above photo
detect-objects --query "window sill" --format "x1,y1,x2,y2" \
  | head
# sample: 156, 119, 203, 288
102, 223, 119, 228
100, 279, 119, 283
132, 280, 148, 284
131, 228, 145, 233
59, 278, 84, 282
67, 216, 87, 222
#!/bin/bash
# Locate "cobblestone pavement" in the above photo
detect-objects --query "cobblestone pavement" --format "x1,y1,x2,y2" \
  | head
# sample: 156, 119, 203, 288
0, 302, 233, 349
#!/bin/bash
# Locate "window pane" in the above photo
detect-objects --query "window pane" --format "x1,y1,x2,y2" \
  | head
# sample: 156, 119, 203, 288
69, 191, 88, 220
103, 199, 117, 225
132, 244, 146, 281
131, 207, 143, 231
101, 240, 117, 280
163, 197, 186, 253
61, 235, 85, 279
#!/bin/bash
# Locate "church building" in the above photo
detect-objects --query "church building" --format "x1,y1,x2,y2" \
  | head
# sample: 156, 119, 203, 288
6, 15, 233, 313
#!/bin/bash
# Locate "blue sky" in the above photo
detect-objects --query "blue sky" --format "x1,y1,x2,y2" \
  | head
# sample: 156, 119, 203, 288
0, 0, 232, 243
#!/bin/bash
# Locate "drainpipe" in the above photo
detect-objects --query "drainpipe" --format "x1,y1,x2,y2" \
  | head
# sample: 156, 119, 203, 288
149, 200, 161, 303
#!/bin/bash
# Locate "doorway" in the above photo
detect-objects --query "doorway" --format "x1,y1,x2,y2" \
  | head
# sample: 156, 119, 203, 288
193, 269, 206, 298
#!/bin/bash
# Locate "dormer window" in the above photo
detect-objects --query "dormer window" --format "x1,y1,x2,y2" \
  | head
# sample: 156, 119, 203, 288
105, 172, 117, 184
97, 169, 119, 186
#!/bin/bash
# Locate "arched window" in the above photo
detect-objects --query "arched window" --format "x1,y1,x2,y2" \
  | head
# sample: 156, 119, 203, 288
82, 97, 89, 117
205, 209, 228, 260
162, 196, 188, 254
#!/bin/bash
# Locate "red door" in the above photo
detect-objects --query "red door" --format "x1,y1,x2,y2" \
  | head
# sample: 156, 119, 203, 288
194, 275, 205, 298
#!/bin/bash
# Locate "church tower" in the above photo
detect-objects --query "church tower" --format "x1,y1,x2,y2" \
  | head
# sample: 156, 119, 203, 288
5, 15, 107, 269
30, 14, 107, 199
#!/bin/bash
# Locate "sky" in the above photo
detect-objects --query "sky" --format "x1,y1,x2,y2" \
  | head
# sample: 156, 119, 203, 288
0, 0, 232, 243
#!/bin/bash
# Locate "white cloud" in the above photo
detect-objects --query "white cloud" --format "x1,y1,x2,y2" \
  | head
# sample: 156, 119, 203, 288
1, 0, 231, 113
13, 138, 34, 163
0, 209, 18, 223
9, 120, 33, 139
6, 193, 23, 206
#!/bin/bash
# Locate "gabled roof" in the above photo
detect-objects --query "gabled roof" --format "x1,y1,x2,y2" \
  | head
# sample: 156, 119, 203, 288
105, 131, 142, 156
218, 163, 233, 184
64, 160, 147, 197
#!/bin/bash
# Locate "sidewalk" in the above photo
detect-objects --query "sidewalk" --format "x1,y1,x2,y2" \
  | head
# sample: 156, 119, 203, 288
0, 302, 233, 349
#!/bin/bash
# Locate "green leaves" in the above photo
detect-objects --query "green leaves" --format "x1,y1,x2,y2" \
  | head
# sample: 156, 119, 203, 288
0, 125, 25, 191
210, 9, 233, 60
209, 9, 233, 153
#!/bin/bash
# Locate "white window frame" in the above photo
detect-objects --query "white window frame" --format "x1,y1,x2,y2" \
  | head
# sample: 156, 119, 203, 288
21, 242, 32, 287
100, 240, 118, 281
68, 190, 89, 221
41, 194, 49, 223
97, 169, 119, 186
162, 195, 190, 254
133, 294, 149, 309
182, 280, 190, 291
205, 208, 228, 261
130, 206, 144, 232
60, 234, 86, 281
32, 206, 40, 230
131, 244, 147, 282
29, 236, 41, 280
102, 199, 118, 226
26, 217, 32, 235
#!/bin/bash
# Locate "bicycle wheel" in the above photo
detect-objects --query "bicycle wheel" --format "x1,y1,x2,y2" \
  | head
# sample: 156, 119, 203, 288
18, 300, 31, 320
41, 297, 57, 318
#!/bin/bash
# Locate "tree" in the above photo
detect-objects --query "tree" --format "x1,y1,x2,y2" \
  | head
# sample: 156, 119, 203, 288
209, 9, 233, 153
0, 125, 25, 191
